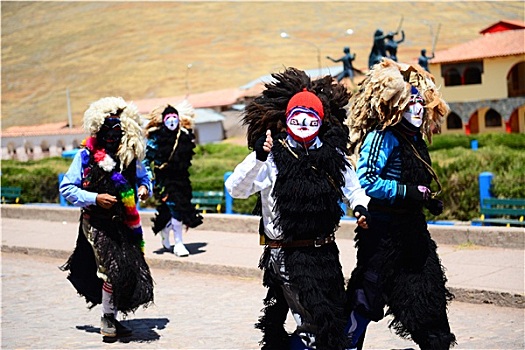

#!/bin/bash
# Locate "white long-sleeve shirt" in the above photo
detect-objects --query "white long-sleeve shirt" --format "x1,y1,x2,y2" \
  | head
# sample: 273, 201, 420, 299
225, 137, 369, 240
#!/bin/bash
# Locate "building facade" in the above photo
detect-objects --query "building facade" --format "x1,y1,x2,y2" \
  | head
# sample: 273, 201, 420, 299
428, 20, 525, 135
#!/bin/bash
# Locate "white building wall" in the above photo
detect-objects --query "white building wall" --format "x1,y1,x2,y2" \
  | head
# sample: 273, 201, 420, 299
195, 122, 225, 144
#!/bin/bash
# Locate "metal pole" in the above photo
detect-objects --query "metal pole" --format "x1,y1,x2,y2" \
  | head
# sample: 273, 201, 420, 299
66, 88, 73, 128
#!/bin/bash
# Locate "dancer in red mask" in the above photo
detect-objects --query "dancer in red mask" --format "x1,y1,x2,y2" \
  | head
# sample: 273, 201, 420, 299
226, 68, 370, 350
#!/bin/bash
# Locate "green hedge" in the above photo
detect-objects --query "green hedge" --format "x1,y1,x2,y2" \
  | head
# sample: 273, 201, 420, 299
2, 133, 524, 221
190, 142, 256, 214
430, 144, 525, 220
1, 157, 72, 204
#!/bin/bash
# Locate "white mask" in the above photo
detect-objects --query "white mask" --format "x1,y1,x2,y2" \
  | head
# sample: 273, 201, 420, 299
403, 93, 425, 128
286, 111, 322, 143
163, 113, 179, 131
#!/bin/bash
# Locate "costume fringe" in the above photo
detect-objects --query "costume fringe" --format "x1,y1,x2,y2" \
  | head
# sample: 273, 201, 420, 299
352, 211, 456, 349
60, 219, 103, 309
61, 220, 154, 314
151, 202, 172, 234
285, 244, 349, 350
271, 130, 347, 242
257, 246, 349, 350
395, 128, 434, 187
381, 212, 455, 349
255, 286, 291, 350
92, 220, 154, 314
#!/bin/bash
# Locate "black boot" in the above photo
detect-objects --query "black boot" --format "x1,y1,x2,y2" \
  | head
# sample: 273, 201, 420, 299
100, 313, 117, 337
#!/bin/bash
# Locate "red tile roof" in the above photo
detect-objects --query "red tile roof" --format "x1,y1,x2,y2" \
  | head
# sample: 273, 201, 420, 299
480, 19, 525, 34
1, 122, 86, 137
431, 29, 525, 64
2, 87, 268, 137
133, 88, 246, 115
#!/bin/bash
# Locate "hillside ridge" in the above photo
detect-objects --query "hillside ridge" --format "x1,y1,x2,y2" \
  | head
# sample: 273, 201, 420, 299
2, 1, 523, 128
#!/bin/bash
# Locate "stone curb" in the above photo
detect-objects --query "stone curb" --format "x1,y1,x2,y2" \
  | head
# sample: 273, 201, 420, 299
2, 204, 524, 249
2, 245, 523, 309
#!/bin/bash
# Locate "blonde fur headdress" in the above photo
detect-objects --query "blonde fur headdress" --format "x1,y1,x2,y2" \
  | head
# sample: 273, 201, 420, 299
83, 96, 145, 168
346, 58, 449, 164
144, 99, 196, 137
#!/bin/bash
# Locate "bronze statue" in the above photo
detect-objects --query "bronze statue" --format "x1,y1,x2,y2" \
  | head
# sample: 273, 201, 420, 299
385, 30, 405, 62
368, 29, 387, 69
418, 49, 435, 72
326, 46, 358, 84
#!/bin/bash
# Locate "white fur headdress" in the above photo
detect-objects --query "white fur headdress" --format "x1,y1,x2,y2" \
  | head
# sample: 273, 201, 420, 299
83, 96, 145, 168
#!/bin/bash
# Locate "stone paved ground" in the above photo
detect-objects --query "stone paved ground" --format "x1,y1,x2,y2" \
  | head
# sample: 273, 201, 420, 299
2, 252, 524, 350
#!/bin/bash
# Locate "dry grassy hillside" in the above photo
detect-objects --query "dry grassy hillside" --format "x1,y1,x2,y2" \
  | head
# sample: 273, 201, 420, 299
2, 1, 523, 128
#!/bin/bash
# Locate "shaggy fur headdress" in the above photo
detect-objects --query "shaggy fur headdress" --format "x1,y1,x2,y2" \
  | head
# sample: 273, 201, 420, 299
243, 67, 350, 149
346, 58, 449, 163
144, 99, 196, 137
83, 96, 145, 168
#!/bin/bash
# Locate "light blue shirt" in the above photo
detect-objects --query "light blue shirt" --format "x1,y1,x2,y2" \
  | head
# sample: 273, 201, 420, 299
59, 149, 152, 207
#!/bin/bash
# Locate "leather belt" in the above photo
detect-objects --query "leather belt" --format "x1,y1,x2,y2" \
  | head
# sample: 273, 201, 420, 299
266, 234, 335, 248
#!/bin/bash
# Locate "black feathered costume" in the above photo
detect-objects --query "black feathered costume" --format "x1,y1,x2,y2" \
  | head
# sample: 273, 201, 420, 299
59, 97, 154, 316
225, 68, 370, 350
143, 101, 203, 254
344, 59, 456, 350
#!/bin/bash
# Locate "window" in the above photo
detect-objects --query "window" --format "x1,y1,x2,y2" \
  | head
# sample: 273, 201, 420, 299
485, 109, 502, 127
57, 140, 66, 151
464, 67, 482, 85
7, 142, 16, 156
507, 61, 525, 97
446, 112, 463, 129
24, 142, 34, 154
444, 68, 461, 86
441, 61, 483, 86
41, 140, 50, 153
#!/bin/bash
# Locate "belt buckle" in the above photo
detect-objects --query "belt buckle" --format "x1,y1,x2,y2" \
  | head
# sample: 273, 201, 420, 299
314, 238, 323, 248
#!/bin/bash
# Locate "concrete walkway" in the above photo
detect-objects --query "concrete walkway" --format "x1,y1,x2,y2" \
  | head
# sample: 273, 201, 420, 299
2, 204, 524, 308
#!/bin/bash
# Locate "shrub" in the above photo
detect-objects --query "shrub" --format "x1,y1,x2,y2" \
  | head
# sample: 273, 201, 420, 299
2, 133, 524, 222
191, 143, 257, 214
429, 134, 525, 221
1, 157, 71, 204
